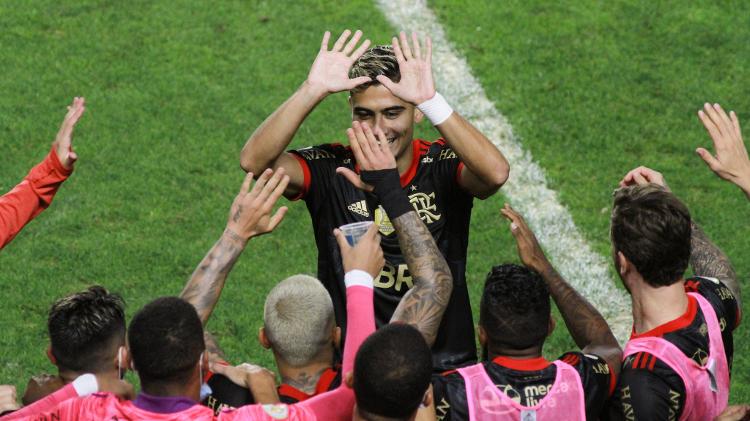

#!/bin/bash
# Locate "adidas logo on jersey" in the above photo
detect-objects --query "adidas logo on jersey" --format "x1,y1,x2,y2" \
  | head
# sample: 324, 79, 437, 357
347, 200, 369, 217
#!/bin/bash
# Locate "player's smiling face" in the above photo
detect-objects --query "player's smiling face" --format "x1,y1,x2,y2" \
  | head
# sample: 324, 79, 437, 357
350, 84, 420, 160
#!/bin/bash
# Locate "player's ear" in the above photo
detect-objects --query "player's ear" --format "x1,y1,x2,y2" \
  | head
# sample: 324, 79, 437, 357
422, 384, 433, 407
344, 371, 354, 388
414, 108, 424, 124
478, 325, 488, 347
258, 327, 272, 349
332, 326, 342, 349
46, 347, 57, 366
547, 316, 556, 337
616, 251, 629, 276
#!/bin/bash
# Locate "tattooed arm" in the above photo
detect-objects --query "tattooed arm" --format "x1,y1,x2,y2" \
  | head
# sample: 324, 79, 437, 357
691, 221, 741, 310
501, 204, 622, 374
180, 169, 290, 327
390, 211, 453, 347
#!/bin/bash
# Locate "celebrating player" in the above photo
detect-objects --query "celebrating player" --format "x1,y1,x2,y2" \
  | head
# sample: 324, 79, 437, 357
240, 29, 510, 371
697, 103, 750, 200
606, 167, 740, 419
432, 205, 621, 420
0, 97, 84, 249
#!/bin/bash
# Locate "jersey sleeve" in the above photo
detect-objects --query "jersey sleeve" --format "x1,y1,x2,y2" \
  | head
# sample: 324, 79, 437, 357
0, 149, 72, 249
686, 276, 740, 331
604, 353, 685, 421
288, 144, 349, 204
431, 372, 469, 421
557, 352, 614, 420
429, 140, 465, 193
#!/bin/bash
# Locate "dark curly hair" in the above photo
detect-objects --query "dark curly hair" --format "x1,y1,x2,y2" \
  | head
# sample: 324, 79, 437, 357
480, 264, 550, 350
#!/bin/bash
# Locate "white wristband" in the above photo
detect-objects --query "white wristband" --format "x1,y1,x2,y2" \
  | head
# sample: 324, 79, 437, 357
73, 373, 99, 397
345, 270, 374, 289
417, 92, 453, 126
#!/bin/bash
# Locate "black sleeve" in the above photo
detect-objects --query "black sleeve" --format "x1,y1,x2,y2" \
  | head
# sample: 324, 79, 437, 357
558, 352, 614, 420
431, 141, 466, 196
687, 276, 740, 332
432, 373, 469, 421
604, 354, 685, 421
289, 144, 348, 207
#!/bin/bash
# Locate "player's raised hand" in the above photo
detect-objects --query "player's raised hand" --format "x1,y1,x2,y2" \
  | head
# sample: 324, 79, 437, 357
336, 121, 396, 192
376, 32, 436, 105
334, 223, 384, 279
619, 166, 670, 191
52, 96, 85, 170
306, 29, 372, 95
0, 385, 19, 414
226, 168, 289, 241
500, 204, 551, 274
697, 103, 750, 197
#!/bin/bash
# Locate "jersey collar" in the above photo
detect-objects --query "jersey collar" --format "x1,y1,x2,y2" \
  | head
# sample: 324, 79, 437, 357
492, 356, 551, 371
630, 294, 698, 339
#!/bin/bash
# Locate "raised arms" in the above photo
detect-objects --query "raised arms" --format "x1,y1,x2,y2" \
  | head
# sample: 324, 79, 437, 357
239, 30, 370, 198
337, 121, 453, 347
500, 204, 622, 373
179, 169, 289, 325
697, 103, 750, 199
377, 32, 509, 199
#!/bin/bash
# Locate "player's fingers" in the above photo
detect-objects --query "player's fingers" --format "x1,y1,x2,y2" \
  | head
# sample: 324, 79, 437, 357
698, 109, 723, 145
696, 147, 722, 171
342, 29, 362, 55
333, 228, 351, 252
411, 32, 421, 59
425, 36, 432, 63
239, 172, 254, 196
730, 110, 742, 138
362, 221, 381, 243
267, 206, 288, 231
373, 126, 388, 153
346, 76, 372, 90
350, 39, 371, 61
361, 122, 383, 159
375, 75, 397, 94
251, 168, 273, 196
713, 103, 734, 135
347, 127, 370, 168
633, 172, 648, 185
399, 31, 413, 59
333, 29, 352, 52
320, 31, 331, 51
336, 167, 372, 191
391, 36, 406, 63
355, 122, 376, 161
703, 103, 726, 137
265, 174, 290, 208
257, 167, 286, 202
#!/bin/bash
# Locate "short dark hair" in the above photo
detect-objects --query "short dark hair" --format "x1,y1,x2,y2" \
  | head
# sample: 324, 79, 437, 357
480, 264, 550, 350
48, 285, 126, 373
128, 297, 205, 385
349, 45, 400, 94
354, 324, 431, 420
611, 184, 691, 287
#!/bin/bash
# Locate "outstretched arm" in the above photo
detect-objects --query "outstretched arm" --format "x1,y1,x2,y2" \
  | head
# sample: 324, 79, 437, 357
697, 103, 750, 199
0, 97, 84, 249
501, 204, 621, 374
337, 122, 453, 346
180, 169, 289, 325
239, 30, 371, 198
376, 32, 509, 199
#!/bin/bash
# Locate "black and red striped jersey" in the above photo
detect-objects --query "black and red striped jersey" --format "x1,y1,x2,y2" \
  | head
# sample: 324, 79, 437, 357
432, 353, 615, 421
604, 276, 740, 421
289, 138, 477, 371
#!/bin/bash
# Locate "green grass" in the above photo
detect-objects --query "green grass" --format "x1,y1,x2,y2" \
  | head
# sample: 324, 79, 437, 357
0, 0, 746, 406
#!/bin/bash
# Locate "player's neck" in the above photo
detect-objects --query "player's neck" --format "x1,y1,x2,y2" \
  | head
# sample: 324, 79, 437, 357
395, 140, 415, 176
277, 358, 333, 395
57, 368, 90, 385
630, 279, 688, 335
141, 377, 201, 401
489, 345, 543, 361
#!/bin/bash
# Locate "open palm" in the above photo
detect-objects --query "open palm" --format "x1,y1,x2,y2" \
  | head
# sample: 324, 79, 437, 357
307, 30, 372, 94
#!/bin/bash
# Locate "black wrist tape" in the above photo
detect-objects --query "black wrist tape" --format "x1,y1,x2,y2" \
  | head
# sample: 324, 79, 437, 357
361, 169, 413, 219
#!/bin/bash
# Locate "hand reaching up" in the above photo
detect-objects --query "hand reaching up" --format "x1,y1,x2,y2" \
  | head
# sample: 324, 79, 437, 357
376, 32, 436, 105
697, 103, 750, 199
306, 29, 372, 96
52, 97, 85, 170
226, 168, 289, 242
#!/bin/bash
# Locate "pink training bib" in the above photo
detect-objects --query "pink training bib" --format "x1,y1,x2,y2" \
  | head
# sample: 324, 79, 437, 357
624, 292, 730, 421
458, 360, 586, 421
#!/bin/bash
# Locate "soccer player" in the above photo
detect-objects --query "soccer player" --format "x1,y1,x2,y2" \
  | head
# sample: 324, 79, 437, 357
0, 97, 84, 249
605, 167, 741, 420
240, 29, 509, 372
697, 102, 750, 200
21, 285, 129, 406
432, 205, 621, 420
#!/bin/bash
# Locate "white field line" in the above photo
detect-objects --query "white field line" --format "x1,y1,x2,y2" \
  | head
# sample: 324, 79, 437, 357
375, 0, 632, 343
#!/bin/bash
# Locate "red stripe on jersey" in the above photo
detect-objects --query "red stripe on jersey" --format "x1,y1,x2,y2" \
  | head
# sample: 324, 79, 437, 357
648, 354, 657, 371
290, 153, 312, 201
606, 361, 617, 396
639, 353, 650, 369
493, 356, 551, 371
632, 352, 643, 369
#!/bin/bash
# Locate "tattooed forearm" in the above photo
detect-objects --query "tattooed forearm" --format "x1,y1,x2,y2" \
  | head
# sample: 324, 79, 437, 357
180, 229, 248, 325
540, 264, 620, 367
204, 331, 226, 361
691, 222, 740, 306
389, 211, 453, 347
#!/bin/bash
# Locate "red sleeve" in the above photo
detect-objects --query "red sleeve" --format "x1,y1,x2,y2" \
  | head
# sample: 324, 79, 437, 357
1, 383, 78, 420
298, 284, 375, 421
0, 149, 72, 249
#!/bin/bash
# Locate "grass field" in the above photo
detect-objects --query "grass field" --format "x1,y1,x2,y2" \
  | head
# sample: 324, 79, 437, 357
0, 0, 747, 405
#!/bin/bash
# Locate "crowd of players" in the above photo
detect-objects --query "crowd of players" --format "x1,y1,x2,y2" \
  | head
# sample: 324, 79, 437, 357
0, 29, 748, 420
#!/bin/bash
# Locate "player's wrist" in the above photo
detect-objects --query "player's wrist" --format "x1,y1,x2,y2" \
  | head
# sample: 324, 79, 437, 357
360, 169, 412, 219
417, 92, 453, 126
345, 270, 374, 289
224, 227, 251, 245
301, 79, 330, 101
